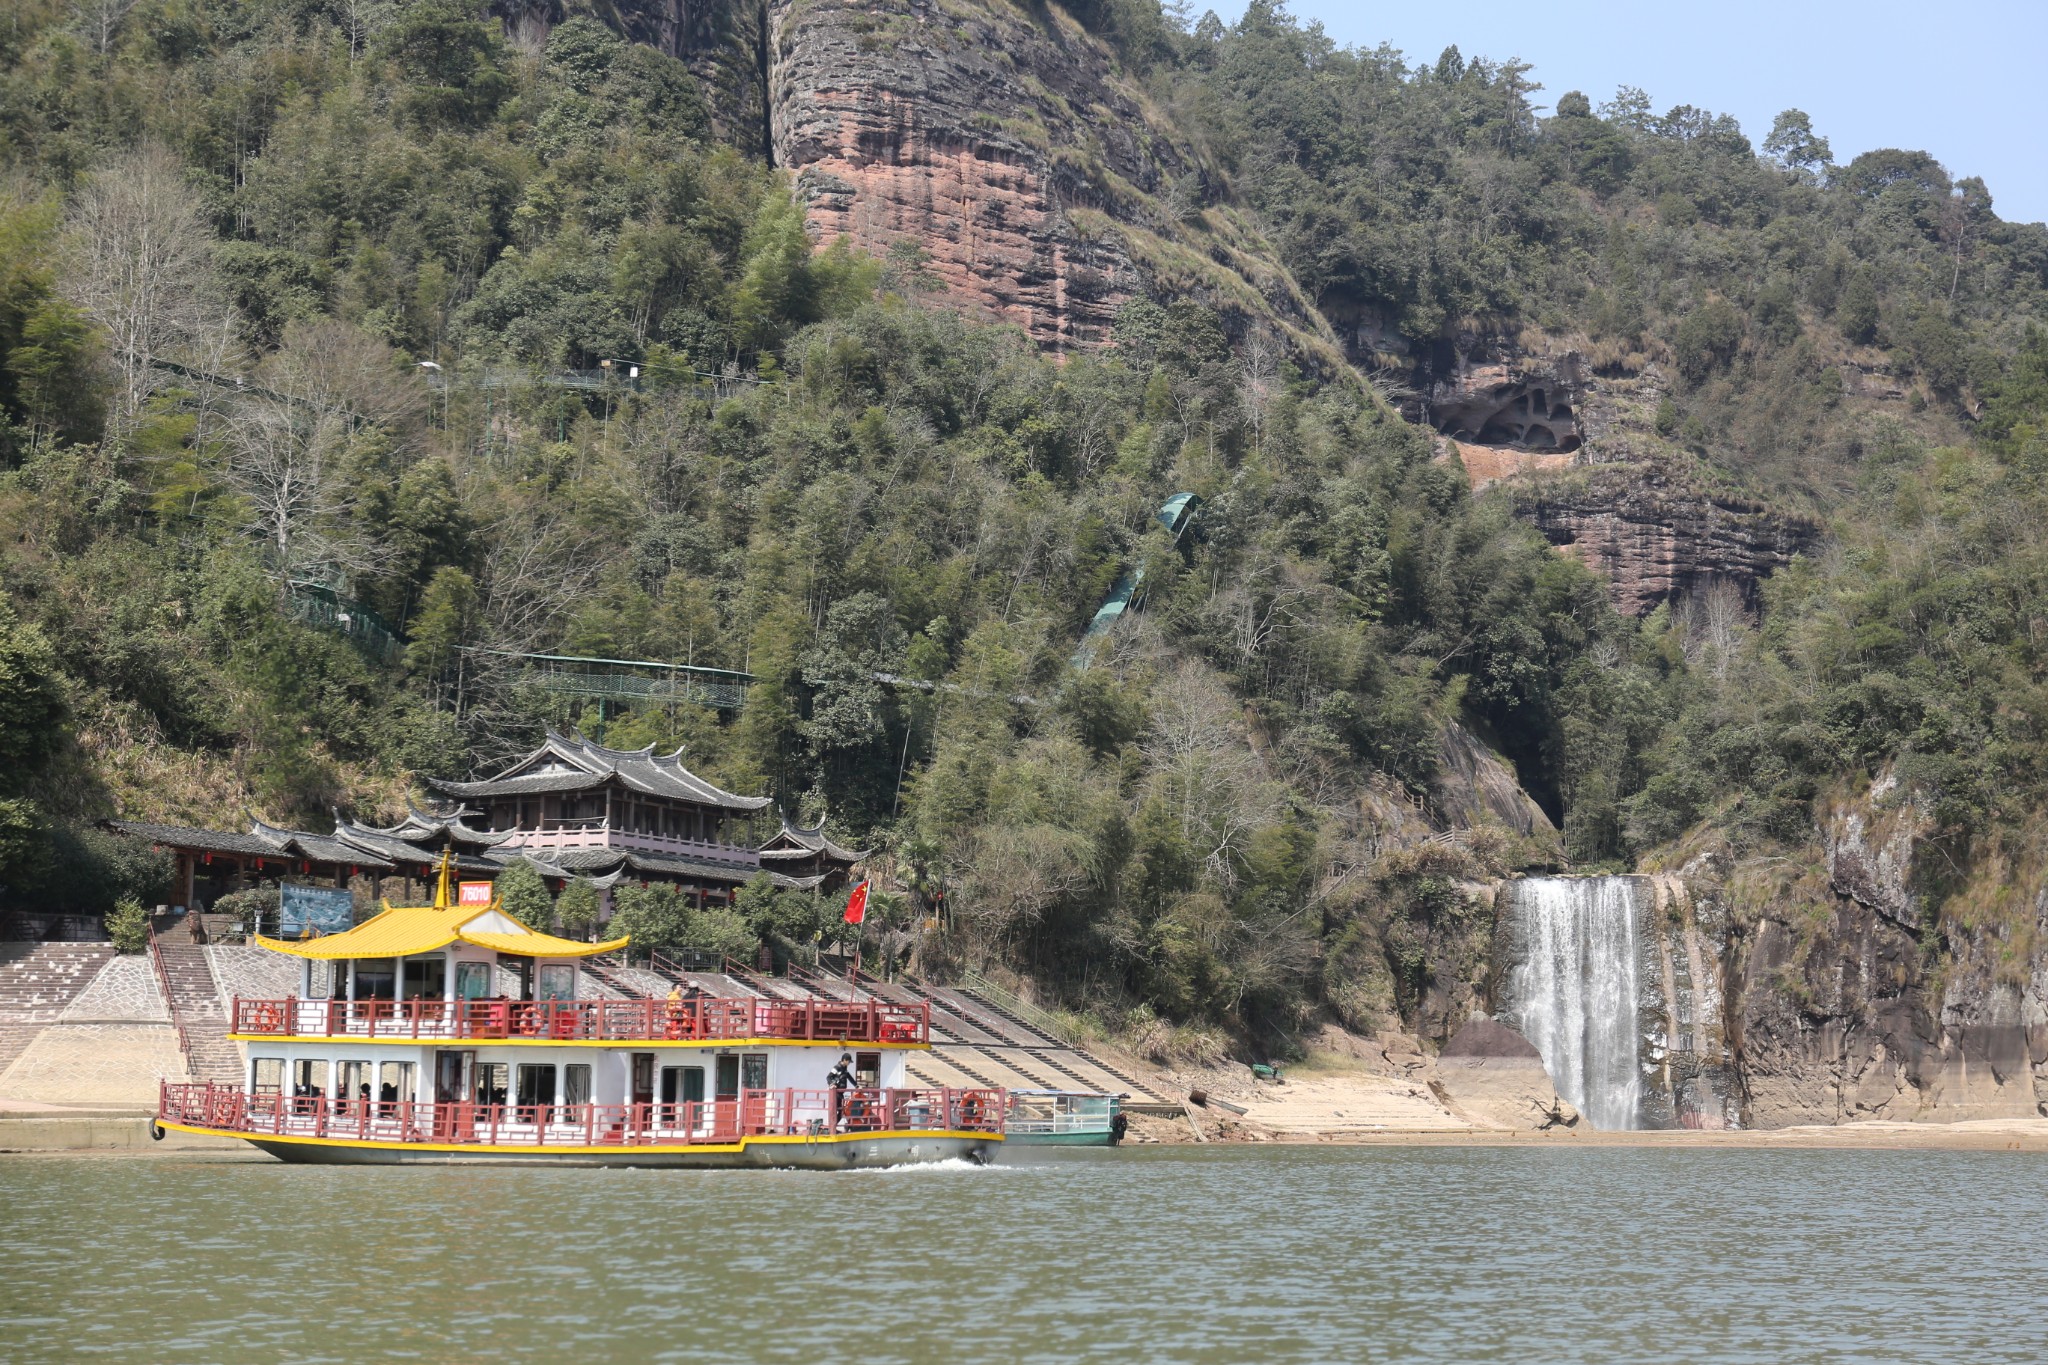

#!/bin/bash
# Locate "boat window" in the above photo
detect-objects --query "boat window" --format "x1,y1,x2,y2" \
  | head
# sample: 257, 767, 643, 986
251, 1057, 284, 1094
378, 1061, 415, 1105
308, 962, 334, 999
355, 958, 396, 1000
292, 1058, 328, 1097
473, 1062, 509, 1108
714, 1055, 740, 1099
338, 1059, 373, 1102
454, 960, 492, 1000
504, 956, 534, 1001
403, 956, 447, 1001
536, 963, 575, 1001
515, 1064, 557, 1109
855, 1052, 879, 1088
741, 1053, 768, 1092
563, 1064, 591, 1106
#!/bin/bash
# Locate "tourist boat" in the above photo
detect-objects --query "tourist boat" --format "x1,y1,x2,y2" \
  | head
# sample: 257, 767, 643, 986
154, 858, 1003, 1167
1003, 1089, 1122, 1146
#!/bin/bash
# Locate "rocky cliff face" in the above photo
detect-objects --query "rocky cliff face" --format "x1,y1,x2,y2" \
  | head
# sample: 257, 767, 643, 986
765, 0, 1342, 357
1512, 466, 1821, 617
1420, 335, 1820, 617
549, 0, 1346, 362
1709, 775, 2048, 1125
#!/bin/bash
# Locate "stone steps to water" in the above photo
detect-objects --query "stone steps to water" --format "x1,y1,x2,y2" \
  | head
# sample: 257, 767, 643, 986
151, 930, 241, 1085
946, 985, 1068, 1049
0, 943, 117, 1017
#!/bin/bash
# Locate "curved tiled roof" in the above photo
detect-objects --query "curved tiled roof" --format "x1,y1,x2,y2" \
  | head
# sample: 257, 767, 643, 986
426, 731, 772, 813
105, 821, 289, 859
763, 813, 869, 864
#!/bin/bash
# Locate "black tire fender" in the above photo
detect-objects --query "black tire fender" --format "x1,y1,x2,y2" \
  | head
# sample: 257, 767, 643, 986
149, 1119, 165, 1142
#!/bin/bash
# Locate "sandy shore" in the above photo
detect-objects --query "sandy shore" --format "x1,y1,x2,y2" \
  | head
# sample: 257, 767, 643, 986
1123, 1114, 2048, 1152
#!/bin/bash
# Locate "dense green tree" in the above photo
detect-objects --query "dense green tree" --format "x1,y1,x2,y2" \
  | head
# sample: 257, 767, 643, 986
495, 859, 555, 931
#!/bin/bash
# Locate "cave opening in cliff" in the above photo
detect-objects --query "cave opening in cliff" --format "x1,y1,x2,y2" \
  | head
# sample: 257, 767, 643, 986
1444, 382, 1582, 453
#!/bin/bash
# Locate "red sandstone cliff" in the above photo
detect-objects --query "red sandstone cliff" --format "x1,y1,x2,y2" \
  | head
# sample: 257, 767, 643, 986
764, 0, 1342, 359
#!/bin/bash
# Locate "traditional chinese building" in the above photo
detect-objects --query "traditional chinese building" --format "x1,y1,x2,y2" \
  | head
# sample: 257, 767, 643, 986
756, 815, 869, 893
105, 731, 866, 916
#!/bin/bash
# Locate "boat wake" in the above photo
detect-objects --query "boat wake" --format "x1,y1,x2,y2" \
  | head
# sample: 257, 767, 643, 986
849, 1157, 1011, 1176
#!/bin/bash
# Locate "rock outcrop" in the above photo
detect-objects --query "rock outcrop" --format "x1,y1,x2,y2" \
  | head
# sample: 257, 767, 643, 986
764, 0, 1341, 357
1431, 720, 1561, 853
1511, 466, 1821, 617
1418, 335, 1820, 616
1425, 348, 1586, 453
1716, 779, 2048, 1125
544, 0, 1348, 363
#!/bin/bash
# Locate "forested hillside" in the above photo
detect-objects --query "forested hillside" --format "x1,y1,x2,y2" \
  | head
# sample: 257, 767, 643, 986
2, 0, 2045, 1057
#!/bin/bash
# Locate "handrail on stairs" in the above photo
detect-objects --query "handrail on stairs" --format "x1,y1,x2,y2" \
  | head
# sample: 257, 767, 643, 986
146, 921, 194, 1064
959, 971, 1080, 1047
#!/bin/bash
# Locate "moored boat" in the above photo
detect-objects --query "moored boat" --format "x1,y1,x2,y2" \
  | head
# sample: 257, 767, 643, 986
154, 857, 1002, 1167
1002, 1089, 1123, 1146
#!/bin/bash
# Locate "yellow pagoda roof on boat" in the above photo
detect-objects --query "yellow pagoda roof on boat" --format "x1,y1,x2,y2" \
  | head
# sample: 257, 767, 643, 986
251, 852, 626, 960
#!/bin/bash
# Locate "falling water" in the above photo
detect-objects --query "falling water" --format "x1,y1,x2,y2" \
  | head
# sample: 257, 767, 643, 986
1503, 877, 1645, 1131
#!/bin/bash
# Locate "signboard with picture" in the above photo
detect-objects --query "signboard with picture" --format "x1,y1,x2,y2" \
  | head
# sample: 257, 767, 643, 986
279, 884, 355, 938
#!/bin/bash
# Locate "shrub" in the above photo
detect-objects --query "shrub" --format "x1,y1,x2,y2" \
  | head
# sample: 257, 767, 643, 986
107, 896, 148, 954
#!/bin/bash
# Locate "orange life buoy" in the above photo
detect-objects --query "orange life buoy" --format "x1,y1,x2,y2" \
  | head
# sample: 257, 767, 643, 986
251, 1003, 283, 1032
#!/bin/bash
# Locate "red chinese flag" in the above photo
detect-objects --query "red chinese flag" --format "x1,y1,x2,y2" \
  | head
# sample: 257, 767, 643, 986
843, 880, 869, 925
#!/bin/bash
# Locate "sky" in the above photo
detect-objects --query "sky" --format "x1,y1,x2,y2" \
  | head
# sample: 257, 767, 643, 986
1206, 1, 2048, 225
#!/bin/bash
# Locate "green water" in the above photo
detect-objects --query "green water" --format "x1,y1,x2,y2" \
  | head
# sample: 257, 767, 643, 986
1, 1144, 2041, 1363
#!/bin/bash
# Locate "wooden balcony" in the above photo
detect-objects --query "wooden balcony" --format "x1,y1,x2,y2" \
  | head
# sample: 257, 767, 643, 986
497, 820, 762, 866
230, 995, 929, 1045
159, 1082, 1003, 1146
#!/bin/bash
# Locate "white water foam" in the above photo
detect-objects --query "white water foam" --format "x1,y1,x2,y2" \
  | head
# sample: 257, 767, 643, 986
1504, 876, 1645, 1131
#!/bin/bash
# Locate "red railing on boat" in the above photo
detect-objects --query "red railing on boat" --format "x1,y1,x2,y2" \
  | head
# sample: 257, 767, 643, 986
158, 1082, 1002, 1146
228, 996, 929, 1045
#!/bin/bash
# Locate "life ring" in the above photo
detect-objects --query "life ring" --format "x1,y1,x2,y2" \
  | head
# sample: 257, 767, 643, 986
251, 1003, 283, 1032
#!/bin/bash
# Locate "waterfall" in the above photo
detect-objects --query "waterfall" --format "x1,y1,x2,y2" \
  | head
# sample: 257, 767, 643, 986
1502, 877, 1646, 1131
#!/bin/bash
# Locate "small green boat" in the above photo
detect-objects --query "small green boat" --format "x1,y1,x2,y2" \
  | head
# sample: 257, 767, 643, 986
1002, 1090, 1123, 1146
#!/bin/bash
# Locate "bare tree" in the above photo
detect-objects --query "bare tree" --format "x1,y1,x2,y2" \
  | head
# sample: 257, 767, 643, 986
219, 396, 381, 583
260, 318, 429, 437
1679, 578, 1747, 681
1141, 662, 1275, 883
335, 0, 392, 60
65, 144, 228, 435
1236, 327, 1281, 456
76, 0, 141, 54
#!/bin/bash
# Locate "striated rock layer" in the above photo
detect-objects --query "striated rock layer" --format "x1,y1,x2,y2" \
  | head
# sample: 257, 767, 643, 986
764, 0, 1339, 356
1513, 467, 1820, 617
535, 0, 1347, 361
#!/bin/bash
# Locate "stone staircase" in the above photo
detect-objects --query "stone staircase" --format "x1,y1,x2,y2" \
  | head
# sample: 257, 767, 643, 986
150, 928, 242, 1084
0, 942, 116, 1020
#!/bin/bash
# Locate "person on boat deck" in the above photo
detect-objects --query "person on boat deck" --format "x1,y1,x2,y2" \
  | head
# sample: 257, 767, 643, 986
827, 1053, 856, 1130
665, 984, 685, 1037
